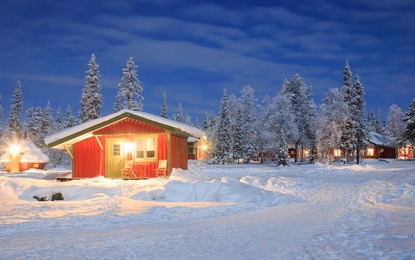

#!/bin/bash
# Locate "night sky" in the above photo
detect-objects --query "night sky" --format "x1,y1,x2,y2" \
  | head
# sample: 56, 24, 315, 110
1, 0, 414, 123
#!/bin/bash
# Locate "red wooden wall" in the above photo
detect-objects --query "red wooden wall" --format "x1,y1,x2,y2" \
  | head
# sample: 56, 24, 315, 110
73, 137, 103, 178
171, 134, 188, 170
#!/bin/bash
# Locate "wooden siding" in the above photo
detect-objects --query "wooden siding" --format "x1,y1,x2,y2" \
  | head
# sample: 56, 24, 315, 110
171, 134, 188, 171
94, 117, 164, 134
73, 137, 103, 178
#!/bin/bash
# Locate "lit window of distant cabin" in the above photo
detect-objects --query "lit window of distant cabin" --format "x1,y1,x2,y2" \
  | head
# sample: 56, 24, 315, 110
367, 148, 374, 156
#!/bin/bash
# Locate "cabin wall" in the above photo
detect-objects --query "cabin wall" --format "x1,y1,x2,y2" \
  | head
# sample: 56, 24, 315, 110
171, 134, 188, 170
73, 137, 103, 178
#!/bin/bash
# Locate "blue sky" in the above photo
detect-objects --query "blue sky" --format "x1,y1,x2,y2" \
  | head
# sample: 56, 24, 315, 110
1, 0, 414, 124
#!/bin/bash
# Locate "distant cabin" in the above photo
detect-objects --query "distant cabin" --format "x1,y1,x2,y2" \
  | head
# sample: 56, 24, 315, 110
45, 110, 203, 179
364, 132, 396, 159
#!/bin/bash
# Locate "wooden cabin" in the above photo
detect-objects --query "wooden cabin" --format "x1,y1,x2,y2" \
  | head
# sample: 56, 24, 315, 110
0, 140, 48, 172
187, 134, 209, 160
45, 110, 203, 179
364, 132, 396, 159
398, 145, 413, 159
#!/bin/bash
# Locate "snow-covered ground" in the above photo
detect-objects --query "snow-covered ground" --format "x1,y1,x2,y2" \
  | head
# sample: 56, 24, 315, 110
1, 160, 414, 259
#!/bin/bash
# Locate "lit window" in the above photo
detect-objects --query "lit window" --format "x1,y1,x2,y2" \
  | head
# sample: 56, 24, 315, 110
135, 137, 156, 160
367, 148, 374, 156
334, 149, 341, 157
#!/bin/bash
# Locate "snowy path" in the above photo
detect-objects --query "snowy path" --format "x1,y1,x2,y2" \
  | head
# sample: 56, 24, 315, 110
1, 162, 415, 259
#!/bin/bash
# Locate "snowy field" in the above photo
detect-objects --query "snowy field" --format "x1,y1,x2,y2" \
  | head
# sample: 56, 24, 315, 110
1, 160, 415, 259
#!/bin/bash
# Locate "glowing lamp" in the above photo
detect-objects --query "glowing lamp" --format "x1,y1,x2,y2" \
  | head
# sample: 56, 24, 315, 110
9, 144, 20, 156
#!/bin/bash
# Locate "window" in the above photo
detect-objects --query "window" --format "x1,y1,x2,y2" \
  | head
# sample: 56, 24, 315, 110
113, 144, 121, 156
367, 148, 374, 156
135, 136, 156, 160
189, 146, 195, 154
334, 149, 341, 157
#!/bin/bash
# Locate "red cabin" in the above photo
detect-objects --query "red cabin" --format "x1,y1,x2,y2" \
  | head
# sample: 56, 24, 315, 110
45, 110, 203, 179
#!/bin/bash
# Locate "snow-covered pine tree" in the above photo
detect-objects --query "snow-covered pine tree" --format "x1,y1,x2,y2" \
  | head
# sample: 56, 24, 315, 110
233, 105, 244, 163
240, 86, 257, 163
282, 74, 316, 162
54, 106, 63, 133
79, 54, 103, 123
256, 95, 274, 162
173, 103, 185, 123
64, 105, 76, 129
276, 131, 290, 166
115, 57, 144, 111
366, 109, 377, 132
341, 61, 366, 163
39, 101, 53, 148
315, 88, 348, 163
353, 74, 366, 164
403, 99, 415, 145
113, 93, 122, 113
193, 118, 201, 129
203, 111, 209, 131
387, 104, 405, 157
161, 91, 168, 118
6, 80, 24, 140
24, 107, 42, 145
213, 89, 232, 164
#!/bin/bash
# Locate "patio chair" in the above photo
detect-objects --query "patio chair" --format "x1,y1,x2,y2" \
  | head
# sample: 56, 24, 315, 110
155, 159, 168, 178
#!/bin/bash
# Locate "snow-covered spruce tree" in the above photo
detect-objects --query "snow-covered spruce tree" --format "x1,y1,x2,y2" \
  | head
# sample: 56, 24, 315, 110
366, 109, 378, 132
24, 107, 43, 145
38, 101, 53, 148
276, 131, 290, 166
115, 57, 143, 111
6, 80, 24, 139
113, 93, 122, 113
213, 89, 232, 164
340, 61, 366, 164
193, 118, 201, 129
315, 88, 348, 164
403, 99, 415, 145
271, 93, 298, 147
352, 74, 366, 164
63, 105, 76, 129
54, 106, 63, 133
387, 104, 405, 158
203, 111, 209, 131
227, 94, 239, 160
173, 103, 185, 123
79, 54, 103, 123
256, 95, 275, 162
233, 105, 244, 163
240, 86, 257, 163
282, 74, 317, 162
161, 91, 168, 118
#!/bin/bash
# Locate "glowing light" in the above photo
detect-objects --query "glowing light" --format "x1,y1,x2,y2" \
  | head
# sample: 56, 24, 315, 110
9, 144, 20, 156
125, 142, 134, 152
201, 144, 207, 150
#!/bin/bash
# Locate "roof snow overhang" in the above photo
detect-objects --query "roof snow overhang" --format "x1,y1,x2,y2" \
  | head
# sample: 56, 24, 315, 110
45, 109, 204, 149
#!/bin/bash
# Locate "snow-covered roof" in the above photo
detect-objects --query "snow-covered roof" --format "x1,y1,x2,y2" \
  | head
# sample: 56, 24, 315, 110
0, 140, 49, 163
367, 131, 395, 147
45, 109, 204, 149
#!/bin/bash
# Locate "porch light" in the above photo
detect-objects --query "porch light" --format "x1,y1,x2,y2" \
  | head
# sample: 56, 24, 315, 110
201, 144, 207, 150
9, 144, 20, 156
125, 142, 134, 153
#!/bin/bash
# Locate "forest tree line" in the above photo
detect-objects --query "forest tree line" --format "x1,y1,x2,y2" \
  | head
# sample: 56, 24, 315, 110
0, 55, 414, 166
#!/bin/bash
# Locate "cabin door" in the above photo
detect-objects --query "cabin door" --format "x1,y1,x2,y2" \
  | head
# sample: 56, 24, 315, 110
106, 138, 125, 178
